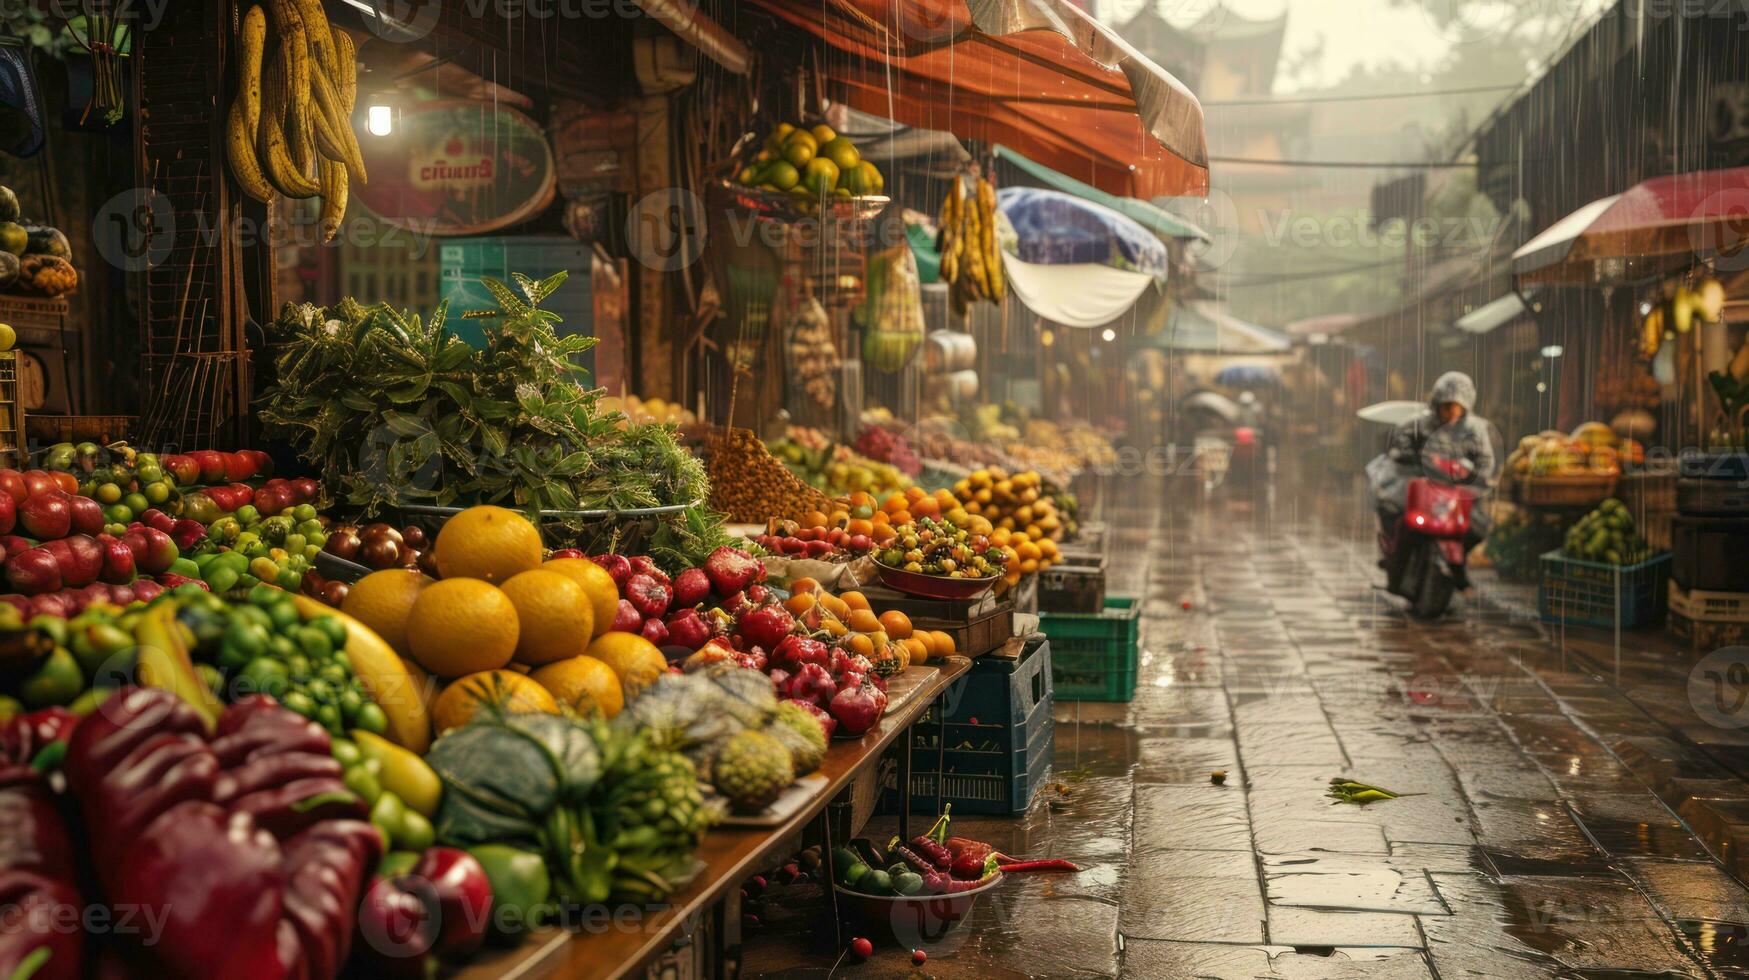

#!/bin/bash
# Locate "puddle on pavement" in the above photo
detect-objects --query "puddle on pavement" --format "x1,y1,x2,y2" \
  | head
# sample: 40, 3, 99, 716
1675, 918, 1749, 974
1263, 852, 1446, 914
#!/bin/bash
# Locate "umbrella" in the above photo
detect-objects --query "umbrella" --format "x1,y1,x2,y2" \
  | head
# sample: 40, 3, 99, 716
1215, 364, 1280, 387
1284, 313, 1363, 338
1455, 289, 1538, 335
1181, 391, 1241, 424
1513, 166, 1749, 284
1357, 401, 1425, 426
998, 187, 1169, 278
1135, 302, 1291, 354
993, 144, 1210, 242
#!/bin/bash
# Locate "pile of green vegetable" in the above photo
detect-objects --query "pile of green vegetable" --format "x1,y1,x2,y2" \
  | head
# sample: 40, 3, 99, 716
1562, 498, 1653, 566
257, 272, 714, 544
425, 700, 716, 906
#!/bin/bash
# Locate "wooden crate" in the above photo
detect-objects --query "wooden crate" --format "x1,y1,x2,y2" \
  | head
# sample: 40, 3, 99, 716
861, 584, 1015, 658
1518, 472, 1617, 508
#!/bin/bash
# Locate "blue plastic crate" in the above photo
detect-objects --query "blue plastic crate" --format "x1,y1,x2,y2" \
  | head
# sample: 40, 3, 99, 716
1538, 549, 1671, 629
883, 715, 1054, 816
911, 655, 1054, 768
1040, 596, 1139, 702
929, 634, 1052, 727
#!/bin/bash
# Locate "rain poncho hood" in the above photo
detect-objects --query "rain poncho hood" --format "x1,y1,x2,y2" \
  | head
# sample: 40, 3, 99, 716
1429, 371, 1476, 412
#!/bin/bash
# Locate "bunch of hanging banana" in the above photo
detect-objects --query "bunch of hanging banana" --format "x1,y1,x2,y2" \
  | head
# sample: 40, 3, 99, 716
935, 176, 1005, 317
226, 0, 367, 242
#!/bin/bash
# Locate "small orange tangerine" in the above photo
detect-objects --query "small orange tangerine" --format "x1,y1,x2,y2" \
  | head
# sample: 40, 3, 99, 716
829, 509, 850, 526
847, 518, 875, 537
824, 619, 848, 637
871, 524, 897, 543
902, 637, 929, 664
904, 486, 925, 502
890, 510, 912, 525
785, 593, 816, 616
878, 610, 912, 639
870, 511, 891, 526
882, 493, 907, 514
929, 630, 956, 655
911, 497, 939, 519
840, 590, 871, 611
819, 594, 850, 621
791, 576, 820, 594
848, 608, 881, 633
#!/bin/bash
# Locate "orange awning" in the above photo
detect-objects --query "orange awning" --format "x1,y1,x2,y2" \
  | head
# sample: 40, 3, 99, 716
745, 0, 1208, 199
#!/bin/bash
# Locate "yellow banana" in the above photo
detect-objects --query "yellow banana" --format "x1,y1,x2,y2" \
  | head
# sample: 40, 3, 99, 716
226, 6, 274, 202
133, 602, 224, 729
258, 49, 319, 197
318, 158, 348, 243
310, 67, 367, 183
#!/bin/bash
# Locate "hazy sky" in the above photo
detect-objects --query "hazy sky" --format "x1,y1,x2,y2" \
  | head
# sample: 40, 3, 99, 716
1096, 0, 1611, 94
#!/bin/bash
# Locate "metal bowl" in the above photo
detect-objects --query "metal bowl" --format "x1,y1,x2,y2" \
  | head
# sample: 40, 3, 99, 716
874, 563, 999, 601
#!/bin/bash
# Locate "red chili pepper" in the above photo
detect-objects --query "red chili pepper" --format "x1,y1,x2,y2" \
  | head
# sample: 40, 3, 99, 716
994, 857, 1082, 873
908, 836, 952, 870
894, 844, 935, 875
945, 835, 992, 862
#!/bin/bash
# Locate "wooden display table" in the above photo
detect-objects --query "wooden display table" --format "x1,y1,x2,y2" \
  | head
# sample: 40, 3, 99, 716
454, 657, 972, 980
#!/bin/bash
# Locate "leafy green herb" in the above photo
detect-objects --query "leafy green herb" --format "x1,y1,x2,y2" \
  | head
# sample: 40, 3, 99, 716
256, 272, 711, 542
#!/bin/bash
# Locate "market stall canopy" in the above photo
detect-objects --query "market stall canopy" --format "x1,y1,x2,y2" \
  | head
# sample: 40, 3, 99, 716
1136, 301, 1291, 354
993, 144, 1210, 242
1455, 289, 1539, 334
837, 106, 971, 173
746, 0, 1208, 197
1512, 166, 1749, 284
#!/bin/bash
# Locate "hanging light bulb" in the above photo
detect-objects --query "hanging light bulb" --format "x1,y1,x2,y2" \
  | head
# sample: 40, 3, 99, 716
1101, 328, 1117, 342
367, 101, 394, 137
1040, 329, 1055, 347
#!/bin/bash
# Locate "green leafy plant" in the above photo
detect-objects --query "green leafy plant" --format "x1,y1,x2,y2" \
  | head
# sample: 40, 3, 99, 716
257, 271, 710, 537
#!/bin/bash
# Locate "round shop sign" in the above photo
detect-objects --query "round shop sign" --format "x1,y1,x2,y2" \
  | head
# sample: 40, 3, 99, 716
354, 101, 557, 237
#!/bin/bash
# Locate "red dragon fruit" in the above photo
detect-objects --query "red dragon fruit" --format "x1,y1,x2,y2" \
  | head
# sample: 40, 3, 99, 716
671, 567, 711, 608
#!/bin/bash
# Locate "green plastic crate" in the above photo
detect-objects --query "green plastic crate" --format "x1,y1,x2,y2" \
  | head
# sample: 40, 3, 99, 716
1039, 596, 1139, 702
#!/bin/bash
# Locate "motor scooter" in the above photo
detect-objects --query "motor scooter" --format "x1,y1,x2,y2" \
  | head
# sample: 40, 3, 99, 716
1379, 454, 1475, 620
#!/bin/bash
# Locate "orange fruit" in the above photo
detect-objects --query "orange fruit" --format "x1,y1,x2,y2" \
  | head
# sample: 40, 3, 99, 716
871, 524, 897, 543
586, 631, 668, 697
433, 670, 558, 733
542, 558, 621, 640
878, 610, 912, 639
846, 518, 874, 537
499, 569, 594, 666
848, 608, 881, 634
905, 486, 926, 503
803, 510, 830, 529
791, 577, 820, 594
846, 633, 874, 658
406, 578, 520, 678
840, 590, 871, 611
934, 488, 959, 508
1017, 542, 1041, 561
819, 594, 850, 621
929, 630, 956, 655
824, 619, 848, 637
434, 505, 543, 584
847, 491, 875, 509
829, 509, 850, 526
341, 568, 432, 656
882, 493, 907, 514
891, 510, 912, 525
912, 497, 939, 519
530, 655, 624, 718
871, 511, 891, 526
785, 593, 816, 616
902, 637, 929, 664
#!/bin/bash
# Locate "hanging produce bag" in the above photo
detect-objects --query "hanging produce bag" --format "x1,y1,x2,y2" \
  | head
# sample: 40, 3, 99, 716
855, 242, 925, 373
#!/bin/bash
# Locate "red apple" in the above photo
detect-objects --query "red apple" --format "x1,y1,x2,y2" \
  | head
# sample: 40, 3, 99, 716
0, 492, 14, 536
239, 449, 273, 478
6, 546, 62, 595
28, 592, 70, 620
67, 496, 104, 537
99, 536, 136, 584
0, 469, 24, 505
21, 471, 58, 498
62, 535, 104, 588
223, 452, 254, 482
191, 450, 227, 484
610, 599, 643, 633
163, 455, 200, 486
139, 509, 175, 534
19, 492, 71, 540
253, 486, 285, 516
0, 535, 29, 562
136, 528, 177, 574
291, 477, 319, 502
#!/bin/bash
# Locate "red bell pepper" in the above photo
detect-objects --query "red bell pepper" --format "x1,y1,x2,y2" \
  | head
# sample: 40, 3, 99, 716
65, 687, 382, 979
0, 729, 83, 980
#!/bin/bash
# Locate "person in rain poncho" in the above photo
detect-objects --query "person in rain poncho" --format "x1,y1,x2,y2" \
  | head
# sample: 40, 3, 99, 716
1367, 371, 1497, 542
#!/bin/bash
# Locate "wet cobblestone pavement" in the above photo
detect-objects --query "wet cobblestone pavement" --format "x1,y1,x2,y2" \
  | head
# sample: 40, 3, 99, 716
743, 485, 1749, 977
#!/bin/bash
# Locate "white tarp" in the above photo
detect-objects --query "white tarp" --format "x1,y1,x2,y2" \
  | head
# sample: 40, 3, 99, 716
1002, 255, 1155, 329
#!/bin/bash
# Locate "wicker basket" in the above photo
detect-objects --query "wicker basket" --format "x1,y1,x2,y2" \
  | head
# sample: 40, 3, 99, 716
1518, 472, 1617, 508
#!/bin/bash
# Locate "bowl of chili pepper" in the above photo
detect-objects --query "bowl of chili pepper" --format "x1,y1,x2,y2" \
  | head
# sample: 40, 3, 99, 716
832, 872, 1004, 946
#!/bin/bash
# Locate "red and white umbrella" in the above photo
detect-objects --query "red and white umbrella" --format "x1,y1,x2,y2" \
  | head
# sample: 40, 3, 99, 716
1513, 167, 1749, 284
